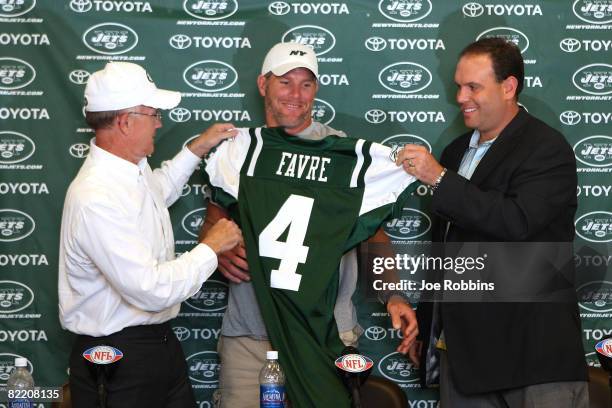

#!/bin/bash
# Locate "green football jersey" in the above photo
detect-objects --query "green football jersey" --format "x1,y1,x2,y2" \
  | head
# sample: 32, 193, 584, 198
204, 127, 415, 408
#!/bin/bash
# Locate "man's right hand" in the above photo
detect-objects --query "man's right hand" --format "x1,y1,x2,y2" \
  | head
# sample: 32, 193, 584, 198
200, 218, 243, 254
217, 244, 250, 283
202, 202, 251, 283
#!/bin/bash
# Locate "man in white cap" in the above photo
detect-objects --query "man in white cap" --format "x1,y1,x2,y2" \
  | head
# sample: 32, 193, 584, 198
203, 43, 418, 407
58, 61, 243, 407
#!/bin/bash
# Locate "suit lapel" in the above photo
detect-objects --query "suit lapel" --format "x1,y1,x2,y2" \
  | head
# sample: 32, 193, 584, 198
443, 134, 470, 172
469, 108, 530, 186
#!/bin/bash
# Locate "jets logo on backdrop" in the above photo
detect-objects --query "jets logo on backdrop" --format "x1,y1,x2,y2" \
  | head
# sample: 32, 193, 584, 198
378, 62, 432, 94
572, 0, 612, 25
183, 60, 238, 92
384, 208, 431, 241
0, 131, 35, 164
573, 136, 612, 167
186, 351, 220, 386
82, 23, 138, 55
378, 0, 432, 23
577, 281, 612, 313
0, 281, 34, 314
0, 58, 36, 90
184, 280, 228, 313
575, 212, 612, 242
476, 27, 530, 53
282, 25, 335, 56
572, 64, 612, 95
377, 352, 419, 386
181, 207, 206, 237
0, 209, 35, 242
311, 98, 335, 124
381, 134, 432, 153
0, 0, 36, 17
183, 0, 238, 20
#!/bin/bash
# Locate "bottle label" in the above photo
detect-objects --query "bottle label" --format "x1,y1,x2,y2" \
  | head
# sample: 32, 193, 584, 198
9, 400, 32, 408
260, 384, 286, 407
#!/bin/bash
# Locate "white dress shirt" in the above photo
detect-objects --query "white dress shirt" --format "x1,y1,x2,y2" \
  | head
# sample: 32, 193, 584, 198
58, 139, 218, 336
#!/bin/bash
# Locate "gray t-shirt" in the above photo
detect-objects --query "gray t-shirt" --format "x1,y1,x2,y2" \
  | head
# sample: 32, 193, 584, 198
220, 122, 362, 342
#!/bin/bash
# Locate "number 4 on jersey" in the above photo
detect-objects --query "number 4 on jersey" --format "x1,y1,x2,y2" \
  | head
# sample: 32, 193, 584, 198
258, 194, 314, 291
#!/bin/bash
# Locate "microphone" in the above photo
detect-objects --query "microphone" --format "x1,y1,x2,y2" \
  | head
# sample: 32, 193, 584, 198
82, 345, 124, 408
335, 346, 373, 408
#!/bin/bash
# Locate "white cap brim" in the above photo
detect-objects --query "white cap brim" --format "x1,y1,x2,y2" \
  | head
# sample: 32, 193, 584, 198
143, 88, 181, 110
270, 62, 318, 79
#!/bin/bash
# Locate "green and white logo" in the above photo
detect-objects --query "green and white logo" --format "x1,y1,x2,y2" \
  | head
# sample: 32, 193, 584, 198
0, 131, 35, 164
0, 57, 36, 90
378, 0, 432, 23
82, 22, 138, 55
183, 0, 237, 20
0, 209, 35, 242
0, 0, 35, 17
183, 60, 237, 92
0, 280, 34, 314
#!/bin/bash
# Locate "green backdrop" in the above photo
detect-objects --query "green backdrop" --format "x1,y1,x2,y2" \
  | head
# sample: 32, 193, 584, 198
1, 1, 611, 406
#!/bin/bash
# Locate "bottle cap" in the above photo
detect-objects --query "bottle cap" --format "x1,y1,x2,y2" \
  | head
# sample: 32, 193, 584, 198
267, 351, 278, 360
14, 357, 28, 367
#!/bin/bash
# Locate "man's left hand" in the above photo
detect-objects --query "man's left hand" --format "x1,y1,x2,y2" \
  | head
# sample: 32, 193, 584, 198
387, 296, 418, 354
396, 144, 444, 186
187, 123, 238, 158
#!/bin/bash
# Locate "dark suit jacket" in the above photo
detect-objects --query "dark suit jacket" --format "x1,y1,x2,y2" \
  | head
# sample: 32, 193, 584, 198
418, 108, 588, 394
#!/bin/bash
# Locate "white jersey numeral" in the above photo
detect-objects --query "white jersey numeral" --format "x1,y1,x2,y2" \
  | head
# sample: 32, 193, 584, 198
259, 194, 314, 291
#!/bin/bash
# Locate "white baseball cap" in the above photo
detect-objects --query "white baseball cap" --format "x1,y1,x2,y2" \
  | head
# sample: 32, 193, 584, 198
84, 62, 181, 112
261, 42, 318, 79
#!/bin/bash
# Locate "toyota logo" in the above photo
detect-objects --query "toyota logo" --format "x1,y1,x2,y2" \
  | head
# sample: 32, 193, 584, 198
364, 109, 387, 124
364, 37, 387, 52
70, 0, 92, 12
462, 2, 484, 17
559, 111, 581, 126
68, 69, 90, 85
365, 326, 387, 341
172, 326, 191, 341
268, 1, 290, 15
169, 34, 192, 50
560, 38, 581, 53
69, 143, 90, 158
169, 107, 191, 123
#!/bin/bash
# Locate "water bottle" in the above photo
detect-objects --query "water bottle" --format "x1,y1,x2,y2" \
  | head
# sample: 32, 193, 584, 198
259, 350, 286, 408
7, 357, 34, 408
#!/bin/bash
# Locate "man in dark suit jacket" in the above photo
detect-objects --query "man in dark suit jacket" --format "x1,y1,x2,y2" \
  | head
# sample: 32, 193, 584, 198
396, 38, 588, 407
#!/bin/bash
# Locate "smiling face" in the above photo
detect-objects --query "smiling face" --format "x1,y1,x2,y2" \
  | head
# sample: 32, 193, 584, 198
257, 67, 318, 135
454, 53, 519, 142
